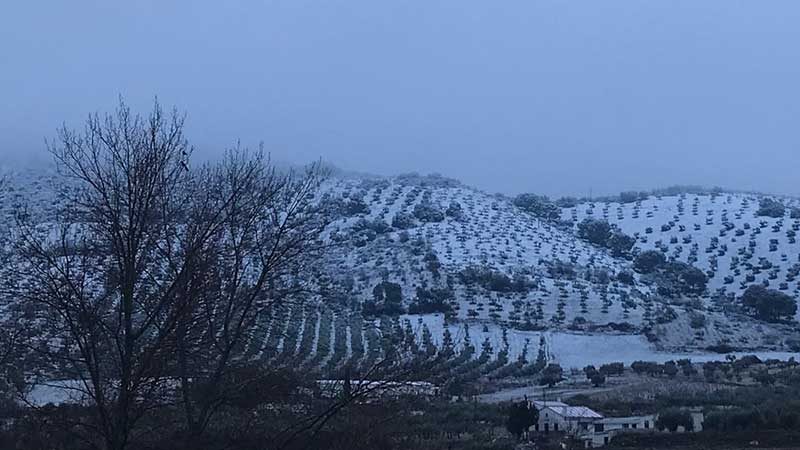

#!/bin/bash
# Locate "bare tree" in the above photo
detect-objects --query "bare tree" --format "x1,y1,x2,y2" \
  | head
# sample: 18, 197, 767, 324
171, 150, 328, 444
8, 100, 311, 450
4, 98, 434, 450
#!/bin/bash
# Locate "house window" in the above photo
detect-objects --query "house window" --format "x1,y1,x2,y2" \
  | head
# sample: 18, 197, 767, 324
604, 437, 609, 445
644, 421, 650, 429
595, 424, 604, 433
632, 424, 637, 429
545, 424, 549, 433
535, 424, 539, 432
623, 424, 629, 429
554, 423, 559, 432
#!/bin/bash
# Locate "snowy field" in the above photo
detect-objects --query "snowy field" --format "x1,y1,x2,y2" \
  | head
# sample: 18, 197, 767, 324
406, 314, 798, 370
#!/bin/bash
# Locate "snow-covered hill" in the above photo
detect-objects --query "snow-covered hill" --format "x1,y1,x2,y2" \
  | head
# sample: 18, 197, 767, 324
2, 168, 799, 379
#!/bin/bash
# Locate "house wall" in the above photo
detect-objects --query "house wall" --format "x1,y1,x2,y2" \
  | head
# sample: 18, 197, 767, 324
535, 407, 596, 435
583, 416, 657, 448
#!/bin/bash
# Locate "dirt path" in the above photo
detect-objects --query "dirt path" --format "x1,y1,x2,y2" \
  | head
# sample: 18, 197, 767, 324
476, 384, 622, 404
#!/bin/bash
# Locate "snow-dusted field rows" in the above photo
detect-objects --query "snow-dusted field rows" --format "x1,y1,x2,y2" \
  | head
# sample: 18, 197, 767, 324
4, 169, 800, 384
563, 193, 800, 303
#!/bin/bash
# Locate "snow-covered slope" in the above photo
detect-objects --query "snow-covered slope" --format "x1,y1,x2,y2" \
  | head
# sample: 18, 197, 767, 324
562, 193, 800, 300
2, 168, 799, 380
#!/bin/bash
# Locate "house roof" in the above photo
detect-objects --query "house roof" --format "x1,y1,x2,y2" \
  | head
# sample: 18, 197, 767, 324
532, 400, 568, 408
546, 405, 603, 419
596, 416, 654, 425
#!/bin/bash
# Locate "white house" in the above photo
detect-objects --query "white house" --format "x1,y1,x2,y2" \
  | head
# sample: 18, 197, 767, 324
580, 415, 656, 448
530, 401, 604, 435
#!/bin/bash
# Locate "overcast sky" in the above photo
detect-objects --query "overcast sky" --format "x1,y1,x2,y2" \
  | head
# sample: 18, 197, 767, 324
1, 1, 799, 197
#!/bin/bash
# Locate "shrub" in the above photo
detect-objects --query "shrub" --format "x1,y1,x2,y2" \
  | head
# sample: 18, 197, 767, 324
577, 218, 635, 257
619, 191, 645, 204
578, 218, 613, 246
689, 313, 706, 329
392, 212, 416, 229
353, 218, 391, 234
505, 401, 539, 439
634, 250, 666, 274
740, 285, 797, 322
460, 265, 529, 293
555, 196, 579, 208
539, 364, 564, 387
656, 408, 694, 432
656, 261, 708, 297
408, 287, 454, 314
631, 360, 664, 376
757, 198, 786, 218
366, 281, 405, 316
599, 362, 625, 377
607, 231, 636, 257
706, 343, 736, 354
547, 260, 577, 280
412, 203, 444, 222
513, 194, 560, 220
445, 201, 464, 219
617, 271, 635, 285
343, 196, 370, 215
662, 361, 679, 378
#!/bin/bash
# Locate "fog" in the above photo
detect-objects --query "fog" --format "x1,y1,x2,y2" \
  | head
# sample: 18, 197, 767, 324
1, 1, 798, 197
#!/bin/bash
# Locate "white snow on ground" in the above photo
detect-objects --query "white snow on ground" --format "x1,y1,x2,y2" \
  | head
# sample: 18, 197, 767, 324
5, 170, 800, 379
25, 380, 88, 407
405, 313, 798, 370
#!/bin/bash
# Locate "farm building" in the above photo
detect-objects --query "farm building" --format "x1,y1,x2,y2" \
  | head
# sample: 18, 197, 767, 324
530, 401, 604, 434
580, 415, 656, 448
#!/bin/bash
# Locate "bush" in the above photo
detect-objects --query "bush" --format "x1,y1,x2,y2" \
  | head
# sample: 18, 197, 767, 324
706, 343, 737, 354
663, 361, 679, 378
607, 231, 636, 257
343, 196, 370, 215
740, 285, 797, 322
513, 194, 560, 221
408, 287, 454, 314
619, 191, 646, 204
689, 313, 706, 329
353, 218, 391, 234
656, 408, 694, 432
412, 203, 444, 222
617, 271, 635, 285
599, 362, 625, 377
445, 201, 463, 219
634, 250, 666, 274
460, 265, 529, 293
365, 281, 405, 316
505, 401, 539, 439
577, 218, 635, 257
555, 196, 579, 208
539, 364, 564, 387
655, 261, 708, 297
392, 212, 416, 229
757, 198, 786, 218
631, 360, 663, 376
547, 260, 577, 280
577, 218, 613, 246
